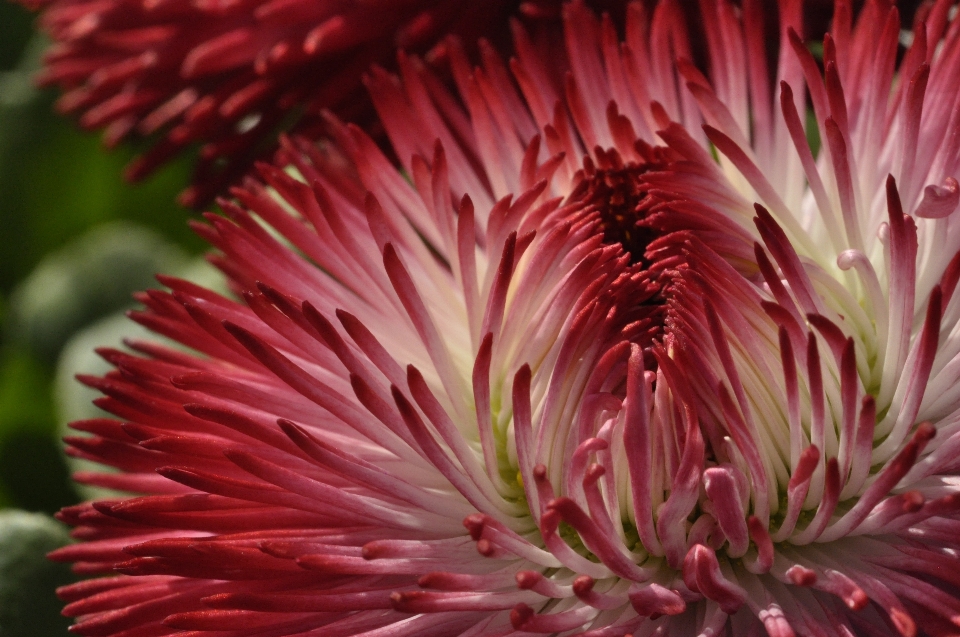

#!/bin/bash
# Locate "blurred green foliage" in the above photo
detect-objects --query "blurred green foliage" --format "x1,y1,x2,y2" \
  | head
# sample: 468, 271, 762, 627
0, 510, 76, 636
0, 9, 219, 632
0, 5, 205, 515
0, 4, 32, 71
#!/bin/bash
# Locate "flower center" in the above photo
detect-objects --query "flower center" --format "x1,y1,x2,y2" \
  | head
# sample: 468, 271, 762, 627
578, 150, 667, 267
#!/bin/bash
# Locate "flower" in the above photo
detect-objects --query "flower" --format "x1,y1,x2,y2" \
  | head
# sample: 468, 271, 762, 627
51, 1, 960, 636
20, 0, 584, 207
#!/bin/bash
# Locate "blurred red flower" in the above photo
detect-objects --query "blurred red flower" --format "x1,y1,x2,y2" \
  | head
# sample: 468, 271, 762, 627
21, 0, 589, 206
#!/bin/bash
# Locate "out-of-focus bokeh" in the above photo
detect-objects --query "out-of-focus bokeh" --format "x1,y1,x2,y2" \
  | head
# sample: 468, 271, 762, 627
0, 7, 209, 634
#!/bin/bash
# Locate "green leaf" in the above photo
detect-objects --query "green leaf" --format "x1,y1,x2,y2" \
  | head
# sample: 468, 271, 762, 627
0, 4, 34, 72
6, 222, 190, 364
0, 510, 76, 637
0, 345, 77, 514
0, 346, 54, 435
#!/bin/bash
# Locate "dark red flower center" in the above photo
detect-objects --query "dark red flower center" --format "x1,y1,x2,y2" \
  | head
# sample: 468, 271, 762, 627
575, 147, 668, 268
585, 165, 658, 266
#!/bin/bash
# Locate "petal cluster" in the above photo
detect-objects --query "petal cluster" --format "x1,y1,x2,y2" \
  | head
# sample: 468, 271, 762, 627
53, 1, 960, 636
21, 0, 568, 205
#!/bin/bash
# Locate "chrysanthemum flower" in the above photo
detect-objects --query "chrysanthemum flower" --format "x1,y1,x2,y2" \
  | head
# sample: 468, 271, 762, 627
19, 0, 587, 206
52, 0, 960, 635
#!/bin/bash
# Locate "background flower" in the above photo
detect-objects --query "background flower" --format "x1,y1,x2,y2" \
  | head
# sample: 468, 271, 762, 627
15, 0, 596, 207
18, 0, 925, 209
46, 1, 960, 636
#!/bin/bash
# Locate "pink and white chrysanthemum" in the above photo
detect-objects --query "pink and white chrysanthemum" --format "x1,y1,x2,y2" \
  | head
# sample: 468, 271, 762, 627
52, 1, 960, 636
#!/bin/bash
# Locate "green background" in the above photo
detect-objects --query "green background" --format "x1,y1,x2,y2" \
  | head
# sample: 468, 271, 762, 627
0, 6, 206, 633
0, 3, 204, 513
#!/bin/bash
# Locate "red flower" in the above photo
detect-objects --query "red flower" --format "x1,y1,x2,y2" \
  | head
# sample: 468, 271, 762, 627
52, 1, 960, 635
22, 0, 581, 206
